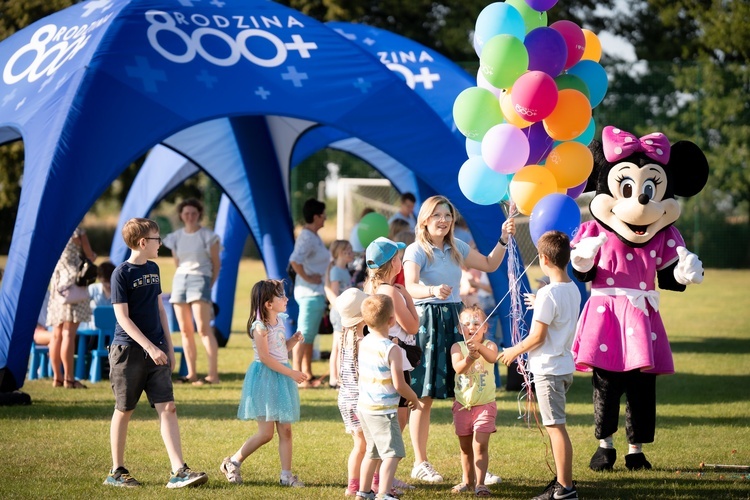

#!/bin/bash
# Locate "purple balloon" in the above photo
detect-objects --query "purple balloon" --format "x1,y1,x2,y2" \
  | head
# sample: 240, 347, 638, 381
529, 193, 581, 246
526, 0, 559, 12
526, 122, 555, 165
567, 179, 588, 199
524, 27, 567, 77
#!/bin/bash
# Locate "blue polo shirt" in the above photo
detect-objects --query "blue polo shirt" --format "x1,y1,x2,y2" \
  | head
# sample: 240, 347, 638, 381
403, 239, 470, 305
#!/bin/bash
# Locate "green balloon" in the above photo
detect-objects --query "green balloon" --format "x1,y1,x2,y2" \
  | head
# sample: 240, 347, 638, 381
479, 34, 529, 89
452, 87, 504, 141
555, 74, 591, 100
357, 212, 389, 248
506, 0, 548, 33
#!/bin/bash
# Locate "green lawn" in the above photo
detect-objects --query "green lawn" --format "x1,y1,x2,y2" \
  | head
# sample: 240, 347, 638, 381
0, 262, 748, 499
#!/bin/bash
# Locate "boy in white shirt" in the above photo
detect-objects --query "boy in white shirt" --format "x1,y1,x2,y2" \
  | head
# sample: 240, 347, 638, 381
498, 230, 581, 500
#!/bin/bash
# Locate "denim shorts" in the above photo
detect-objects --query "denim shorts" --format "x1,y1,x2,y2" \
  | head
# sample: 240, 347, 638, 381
534, 372, 573, 426
170, 273, 211, 304
109, 343, 173, 412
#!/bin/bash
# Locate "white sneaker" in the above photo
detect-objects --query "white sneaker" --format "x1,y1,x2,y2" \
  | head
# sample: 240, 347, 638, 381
280, 474, 305, 487
485, 471, 502, 485
219, 457, 242, 484
410, 461, 443, 483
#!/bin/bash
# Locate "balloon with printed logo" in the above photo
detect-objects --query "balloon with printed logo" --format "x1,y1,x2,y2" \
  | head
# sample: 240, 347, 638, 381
479, 34, 529, 89
550, 20, 585, 69
527, 122, 555, 165
481, 123, 530, 174
526, 0, 559, 10
554, 73, 590, 100
506, 0, 548, 34
581, 29, 602, 62
473, 2, 527, 56
452, 87, 505, 141
477, 69, 505, 99
500, 91, 532, 128
542, 89, 591, 141
544, 141, 594, 188
458, 156, 512, 205
567, 179, 588, 199
509, 165, 558, 215
566, 59, 608, 107
510, 70, 558, 123
529, 193, 581, 246
357, 212, 389, 248
524, 27, 567, 77
466, 137, 482, 158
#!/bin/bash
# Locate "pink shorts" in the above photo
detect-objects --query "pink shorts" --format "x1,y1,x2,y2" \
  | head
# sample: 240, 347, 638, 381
452, 400, 497, 436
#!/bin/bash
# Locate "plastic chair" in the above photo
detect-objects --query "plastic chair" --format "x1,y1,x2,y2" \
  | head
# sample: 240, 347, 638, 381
88, 306, 116, 383
75, 324, 100, 381
28, 343, 53, 380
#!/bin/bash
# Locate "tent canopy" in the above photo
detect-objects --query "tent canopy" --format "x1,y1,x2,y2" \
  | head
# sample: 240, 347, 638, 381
0, 0, 510, 390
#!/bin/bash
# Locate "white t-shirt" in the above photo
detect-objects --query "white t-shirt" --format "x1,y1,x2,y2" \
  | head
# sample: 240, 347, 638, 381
528, 281, 581, 376
289, 228, 329, 298
162, 227, 220, 277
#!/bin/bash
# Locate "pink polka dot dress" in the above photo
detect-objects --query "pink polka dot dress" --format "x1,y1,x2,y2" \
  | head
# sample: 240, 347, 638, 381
572, 221, 684, 374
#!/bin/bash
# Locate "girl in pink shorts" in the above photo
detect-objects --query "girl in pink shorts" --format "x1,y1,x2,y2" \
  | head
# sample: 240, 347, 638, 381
449, 306, 499, 497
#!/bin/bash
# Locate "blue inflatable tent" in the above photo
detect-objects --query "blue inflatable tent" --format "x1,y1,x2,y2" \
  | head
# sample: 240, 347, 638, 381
0, 0, 513, 391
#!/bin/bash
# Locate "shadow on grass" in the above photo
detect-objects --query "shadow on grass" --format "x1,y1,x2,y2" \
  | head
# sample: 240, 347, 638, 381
670, 336, 750, 355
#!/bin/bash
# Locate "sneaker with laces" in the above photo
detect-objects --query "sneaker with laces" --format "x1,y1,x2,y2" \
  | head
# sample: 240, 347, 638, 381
392, 477, 415, 490
166, 463, 208, 489
531, 479, 578, 500
103, 467, 140, 487
410, 461, 443, 483
219, 456, 242, 484
280, 474, 305, 487
484, 471, 502, 485
356, 490, 376, 499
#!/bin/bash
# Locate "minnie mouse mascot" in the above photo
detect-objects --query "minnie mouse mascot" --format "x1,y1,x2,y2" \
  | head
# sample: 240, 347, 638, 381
570, 126, 709, 471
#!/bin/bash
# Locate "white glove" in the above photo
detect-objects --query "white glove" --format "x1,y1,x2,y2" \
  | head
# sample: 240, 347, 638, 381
571, 234, 608, 273
674, 246, 704, 285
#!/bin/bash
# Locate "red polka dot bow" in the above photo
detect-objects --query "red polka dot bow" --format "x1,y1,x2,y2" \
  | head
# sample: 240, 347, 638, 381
602, 126, 671, 164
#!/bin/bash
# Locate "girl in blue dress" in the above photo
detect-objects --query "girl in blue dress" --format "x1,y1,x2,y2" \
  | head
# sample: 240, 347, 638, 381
219, 279, 308, 487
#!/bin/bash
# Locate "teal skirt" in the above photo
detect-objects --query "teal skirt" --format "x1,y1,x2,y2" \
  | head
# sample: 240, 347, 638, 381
410, 302, 463, 399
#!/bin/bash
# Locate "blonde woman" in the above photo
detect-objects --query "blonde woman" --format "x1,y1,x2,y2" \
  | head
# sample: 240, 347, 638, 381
402, 195, 514, 483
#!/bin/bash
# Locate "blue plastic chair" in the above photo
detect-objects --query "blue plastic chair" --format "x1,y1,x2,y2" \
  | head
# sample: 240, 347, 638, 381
28, 343, 53, 380
87, 306, 116, 383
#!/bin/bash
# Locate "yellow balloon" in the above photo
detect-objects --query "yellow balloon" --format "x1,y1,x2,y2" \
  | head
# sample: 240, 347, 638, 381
500, 91, 532, 129
545, 141, 594, 188
543, 89, 591, 141
581, 29, 602, 62
509, 165, 558, 215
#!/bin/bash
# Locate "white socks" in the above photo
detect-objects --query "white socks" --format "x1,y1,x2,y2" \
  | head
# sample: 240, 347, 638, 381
628, 443, 643, 455
599, 436, 614, 449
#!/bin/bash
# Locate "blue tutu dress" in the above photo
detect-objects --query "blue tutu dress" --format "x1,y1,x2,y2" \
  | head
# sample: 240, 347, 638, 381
238, 316, 300, 423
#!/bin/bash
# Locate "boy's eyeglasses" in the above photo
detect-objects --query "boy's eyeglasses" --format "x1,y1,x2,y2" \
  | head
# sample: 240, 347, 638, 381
144, 237, 162, 245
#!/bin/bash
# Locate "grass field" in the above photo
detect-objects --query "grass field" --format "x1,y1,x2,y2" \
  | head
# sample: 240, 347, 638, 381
0, 260, 748, 499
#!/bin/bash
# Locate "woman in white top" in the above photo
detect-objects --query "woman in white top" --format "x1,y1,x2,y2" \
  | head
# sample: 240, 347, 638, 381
163, 198, 221, 385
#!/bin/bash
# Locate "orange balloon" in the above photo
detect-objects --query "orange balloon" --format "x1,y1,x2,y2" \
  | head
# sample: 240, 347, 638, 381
509, 165, 558, 215
581, 29, 602, 62
500, 91, 532, 128
545, 141, 594, 188
543, 89, 591, 141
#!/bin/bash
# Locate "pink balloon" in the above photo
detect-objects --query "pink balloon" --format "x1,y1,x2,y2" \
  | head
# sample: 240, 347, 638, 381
550, 20, 585, 69
481, 124, 530, 174
511, 71, 558, 122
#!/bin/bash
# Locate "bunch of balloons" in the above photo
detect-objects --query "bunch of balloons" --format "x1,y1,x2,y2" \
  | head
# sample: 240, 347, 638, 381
454, 0, 608, 244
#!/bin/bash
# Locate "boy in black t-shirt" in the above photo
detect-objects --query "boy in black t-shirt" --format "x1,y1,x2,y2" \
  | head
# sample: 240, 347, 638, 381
104, 218, 207, 489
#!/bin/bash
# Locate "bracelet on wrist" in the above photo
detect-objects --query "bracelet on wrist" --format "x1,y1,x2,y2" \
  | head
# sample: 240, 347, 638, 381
498, 236, 507, 247
429, 286, 434, 297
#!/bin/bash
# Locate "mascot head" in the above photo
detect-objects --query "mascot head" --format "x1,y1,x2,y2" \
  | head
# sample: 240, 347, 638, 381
586, 126, 709, 247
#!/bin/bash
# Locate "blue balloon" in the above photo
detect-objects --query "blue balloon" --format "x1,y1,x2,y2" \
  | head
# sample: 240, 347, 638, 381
466, 137, 483, 158
458, 156, 511, 205
474, 3, 526, 56
566, 60, 608, 107
529, 193, 581, 246
572, 117, 596, 146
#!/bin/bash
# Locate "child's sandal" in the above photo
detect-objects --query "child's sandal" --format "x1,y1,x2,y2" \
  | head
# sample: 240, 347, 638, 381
475, 485, 492, 497
451, 483, 470, 494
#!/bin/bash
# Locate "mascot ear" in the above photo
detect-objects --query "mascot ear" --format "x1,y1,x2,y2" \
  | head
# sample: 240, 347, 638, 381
586, 139, 609, 193
669, 141, 709, 198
